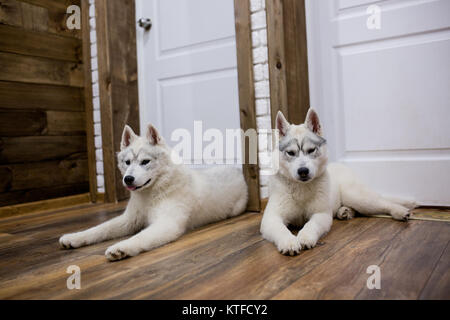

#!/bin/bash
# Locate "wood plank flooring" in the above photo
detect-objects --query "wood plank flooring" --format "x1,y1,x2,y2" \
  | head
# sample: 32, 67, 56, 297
0, 203, 448, 299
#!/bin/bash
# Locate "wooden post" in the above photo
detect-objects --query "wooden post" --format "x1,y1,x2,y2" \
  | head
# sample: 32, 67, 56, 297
234, 0, 261, 212
266, 0, 310, 126
81, 0, 97, 203
95, 0, 140, 202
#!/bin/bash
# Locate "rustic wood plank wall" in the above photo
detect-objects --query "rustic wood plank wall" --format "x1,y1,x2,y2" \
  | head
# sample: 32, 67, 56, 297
266, 0, 311, 127
234, 0, 261, 212
0, 0, 91, 207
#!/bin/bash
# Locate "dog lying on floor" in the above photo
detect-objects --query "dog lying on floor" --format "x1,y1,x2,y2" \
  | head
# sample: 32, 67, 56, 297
60, 124, 248, 261
260, 108, 416, 256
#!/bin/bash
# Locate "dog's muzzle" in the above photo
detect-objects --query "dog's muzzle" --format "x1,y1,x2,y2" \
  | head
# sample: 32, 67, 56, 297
125, 178, 152, 191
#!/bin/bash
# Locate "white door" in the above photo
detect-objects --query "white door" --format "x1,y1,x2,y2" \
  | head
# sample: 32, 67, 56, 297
135, 0, 241, 166
306, 0, 450, 205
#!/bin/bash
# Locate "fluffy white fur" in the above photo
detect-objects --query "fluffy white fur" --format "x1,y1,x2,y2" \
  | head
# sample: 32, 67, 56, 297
260, 109, 416, 256
59, 124, 248, 261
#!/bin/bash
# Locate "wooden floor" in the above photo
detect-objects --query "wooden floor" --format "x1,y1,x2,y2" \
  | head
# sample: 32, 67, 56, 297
0, 203, 449, 300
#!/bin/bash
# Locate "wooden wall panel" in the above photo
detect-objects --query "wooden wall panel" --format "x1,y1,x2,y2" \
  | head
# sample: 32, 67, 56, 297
266, 0, 310, 127
0, 158, 88, 192
0, 0, 91, 208
0, 0, 82, 38
0, 81, 84, 111
0, 110, 86, 136
0, 136, 87, 164
96, 0, 140, 202
234, 0, 261, 212
0, 110, 47, 137
46, 111, 86, 135
0, 183, 89, 207
0, 52, 83, 87
0, 24, 82, 62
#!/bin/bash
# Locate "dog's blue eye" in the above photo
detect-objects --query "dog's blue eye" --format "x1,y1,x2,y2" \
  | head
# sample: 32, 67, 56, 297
286, 151, 296, 157
141, 159, 150, 165
125, 160, 131, 165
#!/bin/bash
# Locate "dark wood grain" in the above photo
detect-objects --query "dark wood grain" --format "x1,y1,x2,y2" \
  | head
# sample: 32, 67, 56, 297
0, 52, 83, 87
0, 109, 47, 137
0, 158, 88, 192
266, 0, 310, 126
356, 221, 450, 299
0, 205, 448, 299
0, 0, 90, 208
0, 0, 82, 39
0, 24, 82, 62
165, 218, 380, 300
94, 0, 116, 203
46, 111, 86, 135
419, 241, 450, 299
274, 220, 450, 299
0, 193, 92, 219
234, 0, 261, 212
0, 81, 84, 111
0, 136, 87, 164
0, 183, 89, 207
95, 0, 140, 202
266, 0, 288, 127
0, 110, 86, 136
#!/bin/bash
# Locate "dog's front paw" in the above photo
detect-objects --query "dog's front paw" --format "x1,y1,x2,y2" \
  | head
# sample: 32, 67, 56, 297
297, 230, 318, 249
276, 235, 301, 256
336, 206, 355, 220
390, 206, 412, 221
105, 242, 139, 261
59, 233, 85, 249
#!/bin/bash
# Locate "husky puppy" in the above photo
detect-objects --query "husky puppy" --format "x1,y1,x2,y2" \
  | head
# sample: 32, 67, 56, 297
60, 124, 248, 261
260, 108, 416, 256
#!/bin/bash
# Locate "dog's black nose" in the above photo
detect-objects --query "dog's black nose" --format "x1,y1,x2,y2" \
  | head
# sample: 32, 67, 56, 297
298, 167, 309, 178
124, 175, 135, 185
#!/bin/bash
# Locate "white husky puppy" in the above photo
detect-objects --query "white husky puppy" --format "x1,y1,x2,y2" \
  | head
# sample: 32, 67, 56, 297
261, 108, 416, 256
60, 124, 248, 261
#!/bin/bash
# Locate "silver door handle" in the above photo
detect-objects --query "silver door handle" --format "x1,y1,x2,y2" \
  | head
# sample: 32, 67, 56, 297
138, 18, 152, 30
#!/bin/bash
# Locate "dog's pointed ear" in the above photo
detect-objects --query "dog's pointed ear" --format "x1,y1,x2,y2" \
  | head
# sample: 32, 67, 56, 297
121, 125, 137, 150
146, 124, 163, 145
305, 108, 322, 136
276, 111, 290, 137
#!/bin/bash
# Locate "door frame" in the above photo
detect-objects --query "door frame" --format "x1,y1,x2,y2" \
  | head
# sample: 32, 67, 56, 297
96, 0, 140, 203
265, 0, 311, 127
234, 0, 261, 212
81, 0, 98, 204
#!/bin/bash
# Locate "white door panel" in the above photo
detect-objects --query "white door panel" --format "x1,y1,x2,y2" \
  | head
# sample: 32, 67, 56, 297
332, 0, 450, 46
341, 35, 450, 151
136, 0, 241, 166
306, 0, 450, 205
158, 0, 236, 53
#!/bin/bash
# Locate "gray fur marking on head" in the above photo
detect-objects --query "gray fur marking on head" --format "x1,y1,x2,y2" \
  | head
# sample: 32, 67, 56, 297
279, 138, 300, 152
301, 134, 327, 151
